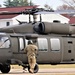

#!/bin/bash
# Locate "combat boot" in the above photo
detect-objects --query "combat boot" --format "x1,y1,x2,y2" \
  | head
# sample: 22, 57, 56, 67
29, 69, 34, 73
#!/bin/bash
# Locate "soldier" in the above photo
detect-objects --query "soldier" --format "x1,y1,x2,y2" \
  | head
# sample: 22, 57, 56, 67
24, 40, 38, 73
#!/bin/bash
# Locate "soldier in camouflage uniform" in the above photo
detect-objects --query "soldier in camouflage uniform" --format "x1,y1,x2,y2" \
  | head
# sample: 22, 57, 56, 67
24, 40, 38, 73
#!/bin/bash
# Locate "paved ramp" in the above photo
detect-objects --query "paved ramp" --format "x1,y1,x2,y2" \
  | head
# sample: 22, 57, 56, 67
0, 68, 75, 75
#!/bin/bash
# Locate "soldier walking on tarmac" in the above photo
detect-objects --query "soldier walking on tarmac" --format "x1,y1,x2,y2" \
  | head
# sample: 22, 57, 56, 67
24, 40, 38, 73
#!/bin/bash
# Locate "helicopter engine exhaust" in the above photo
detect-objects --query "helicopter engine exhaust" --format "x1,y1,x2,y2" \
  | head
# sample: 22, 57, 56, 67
36, 22, 75, 35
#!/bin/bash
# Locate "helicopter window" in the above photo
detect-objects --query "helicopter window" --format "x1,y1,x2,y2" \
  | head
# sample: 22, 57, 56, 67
37, 38, 48, 51
0, 37, 10, 48
50, 38, 60, 51
25, 39, 28, 46
19, 38, 24, 51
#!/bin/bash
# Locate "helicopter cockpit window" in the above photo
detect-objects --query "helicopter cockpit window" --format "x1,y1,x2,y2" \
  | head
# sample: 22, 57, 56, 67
0, 36, 10, 48
50, 38, 60, 51
37, 38, 48, 51
19, 38, 24, 51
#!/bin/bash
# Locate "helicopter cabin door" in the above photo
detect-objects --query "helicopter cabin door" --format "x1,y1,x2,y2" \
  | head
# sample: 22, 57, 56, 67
10, 36, 27, 63
49, 37, 62, 63
37, 37, 62, 64
36, 38, 49, 64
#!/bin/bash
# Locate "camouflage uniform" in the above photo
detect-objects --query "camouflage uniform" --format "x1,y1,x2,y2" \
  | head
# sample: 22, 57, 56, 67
25, 44, 38, 73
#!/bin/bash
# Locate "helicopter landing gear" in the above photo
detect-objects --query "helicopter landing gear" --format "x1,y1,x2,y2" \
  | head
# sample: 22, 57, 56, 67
28, 63, 39, 73
0, 64, 11, 73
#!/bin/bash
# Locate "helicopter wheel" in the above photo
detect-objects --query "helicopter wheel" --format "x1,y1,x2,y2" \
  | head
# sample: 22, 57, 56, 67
28, 63, 39, 73
0, 64, 11, 73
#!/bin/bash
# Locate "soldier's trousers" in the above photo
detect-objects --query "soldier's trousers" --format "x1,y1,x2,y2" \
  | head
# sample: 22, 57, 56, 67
28, 56, 36, 69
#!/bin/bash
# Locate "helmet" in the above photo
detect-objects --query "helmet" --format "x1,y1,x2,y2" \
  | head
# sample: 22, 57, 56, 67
28, 40, 33, 44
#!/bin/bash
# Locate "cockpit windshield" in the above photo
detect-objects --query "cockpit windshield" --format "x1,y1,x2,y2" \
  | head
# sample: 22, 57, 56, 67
0, 36, 10, 48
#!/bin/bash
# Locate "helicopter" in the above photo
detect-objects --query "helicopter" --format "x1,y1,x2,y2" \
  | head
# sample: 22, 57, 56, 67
0, 8, 75, 73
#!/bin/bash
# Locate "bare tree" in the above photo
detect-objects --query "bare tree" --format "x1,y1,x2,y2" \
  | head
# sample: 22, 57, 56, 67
61, 0, 75, 9
57, 4, 74, 10
44, 4, 54, 11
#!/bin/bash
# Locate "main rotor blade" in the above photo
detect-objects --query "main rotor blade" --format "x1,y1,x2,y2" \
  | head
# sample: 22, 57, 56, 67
0, 8, 37, 15
0, 8, 75, 15
34, 10, 75, 14
0, 11, 23, 15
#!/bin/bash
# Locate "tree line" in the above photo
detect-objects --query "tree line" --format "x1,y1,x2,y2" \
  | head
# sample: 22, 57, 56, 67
57, 0, 75, 10
1, 0, 34, 7
44, 0, 75, 10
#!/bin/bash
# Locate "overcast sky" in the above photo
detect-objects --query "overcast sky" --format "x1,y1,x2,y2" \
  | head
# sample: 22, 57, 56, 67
0, 0, 63, 10
31, 0, 63, 9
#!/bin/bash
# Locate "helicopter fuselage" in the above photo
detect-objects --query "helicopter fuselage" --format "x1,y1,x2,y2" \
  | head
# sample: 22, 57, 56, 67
0, 33, 75, 65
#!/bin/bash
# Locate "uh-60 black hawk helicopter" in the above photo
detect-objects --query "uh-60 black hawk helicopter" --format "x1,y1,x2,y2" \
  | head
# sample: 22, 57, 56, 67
0, 8, 75, 73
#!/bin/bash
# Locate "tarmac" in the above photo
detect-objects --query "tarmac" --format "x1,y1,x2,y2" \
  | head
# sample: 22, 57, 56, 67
0, 68, 75, 75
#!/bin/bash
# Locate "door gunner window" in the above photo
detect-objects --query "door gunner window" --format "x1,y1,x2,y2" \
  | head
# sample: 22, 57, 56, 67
37, 38, 48, 51
0, 36, 10, 48
50, 38, 60, 51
